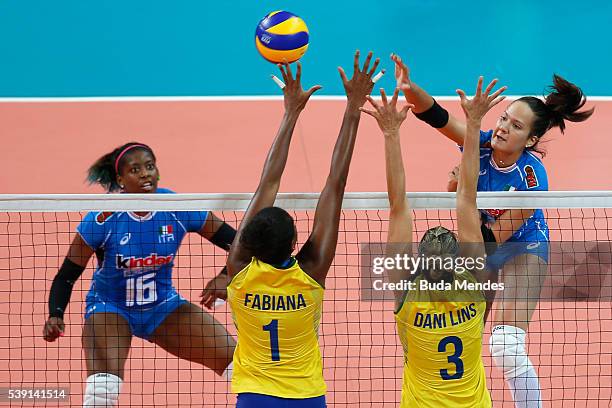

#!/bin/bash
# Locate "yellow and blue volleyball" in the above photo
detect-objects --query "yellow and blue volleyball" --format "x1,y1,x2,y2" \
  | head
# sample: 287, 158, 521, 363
255, 11, 309, 63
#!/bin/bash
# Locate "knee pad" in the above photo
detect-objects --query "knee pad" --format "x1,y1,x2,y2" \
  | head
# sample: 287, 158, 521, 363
83, 373, 122, 407
489, 325, 532, 379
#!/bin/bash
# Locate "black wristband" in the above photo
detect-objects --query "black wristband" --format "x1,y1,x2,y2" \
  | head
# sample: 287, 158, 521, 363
210, 223, 236, 251
48, 258, 86, 319
414, 99, 450, 128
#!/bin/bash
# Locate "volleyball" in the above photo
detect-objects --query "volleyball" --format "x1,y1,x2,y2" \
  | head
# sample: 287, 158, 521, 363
255, 11, 309, 63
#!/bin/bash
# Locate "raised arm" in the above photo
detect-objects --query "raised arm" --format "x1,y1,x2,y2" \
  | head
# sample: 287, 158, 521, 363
227, 62, 321, 276
456, 77, 506, 256
297, 51, 381, 284
391, 53, 470, 146
361, 87, 414, 307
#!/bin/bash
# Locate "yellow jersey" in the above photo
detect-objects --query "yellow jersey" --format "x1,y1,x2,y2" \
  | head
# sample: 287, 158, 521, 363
227, 257, 326, 398
395, 272, 491, 407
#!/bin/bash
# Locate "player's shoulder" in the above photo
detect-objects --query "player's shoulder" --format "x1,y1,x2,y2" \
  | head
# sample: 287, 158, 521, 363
156, 187, 176, 194
521, 150, 546, 169
518, 150, 548, 188
81, 211, 116, 226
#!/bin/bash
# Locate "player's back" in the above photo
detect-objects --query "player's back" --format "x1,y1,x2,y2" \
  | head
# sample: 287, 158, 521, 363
395, 272, 491, 407
227, 257, 326, 399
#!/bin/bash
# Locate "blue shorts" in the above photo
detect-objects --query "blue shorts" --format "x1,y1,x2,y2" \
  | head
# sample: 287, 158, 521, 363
485, 217, 549, 271
84, 290, 188, 340
236, 393, 326, 408
487, 232, 549, 271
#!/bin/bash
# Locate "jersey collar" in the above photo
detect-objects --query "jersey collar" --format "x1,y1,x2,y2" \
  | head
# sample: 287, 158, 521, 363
127, 211, 156, 222
489, 156, 518, 173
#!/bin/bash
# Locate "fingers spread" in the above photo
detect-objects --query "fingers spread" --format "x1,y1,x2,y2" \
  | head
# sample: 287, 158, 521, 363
489, 85, 507, 101
475, 76, 484, 97
490, 95, 507, 108
285, 62, 293, 80
362, 51, 373, 73
338, 66, 349, 84
390, 87, 400, 107
368, 57, 380, 77
400, 104, 412, 117
278, 64, 288, 83
307, 85, 323, 97
380, 88, 388, 105
483, 78, 498, 96
359, 107, 378, 118
296, 62, 302, 82
365, 95, 382, 112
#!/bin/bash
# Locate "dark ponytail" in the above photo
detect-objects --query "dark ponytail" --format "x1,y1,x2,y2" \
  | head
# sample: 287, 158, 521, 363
87, 142, 154, 192
516, 74, 594, 154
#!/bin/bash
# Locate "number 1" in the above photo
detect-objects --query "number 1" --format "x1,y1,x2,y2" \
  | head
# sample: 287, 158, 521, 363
263, 319, 280, 361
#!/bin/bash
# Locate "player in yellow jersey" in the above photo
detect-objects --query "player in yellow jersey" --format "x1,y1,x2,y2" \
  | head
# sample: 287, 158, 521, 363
226, 51, 383, 407
361, 75, 506, 407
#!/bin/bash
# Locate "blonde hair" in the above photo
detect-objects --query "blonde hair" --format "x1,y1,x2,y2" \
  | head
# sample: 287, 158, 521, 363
418, 226, 458, 282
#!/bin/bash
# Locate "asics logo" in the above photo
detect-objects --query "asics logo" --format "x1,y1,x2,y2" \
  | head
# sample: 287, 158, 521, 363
120, 233, 131, 245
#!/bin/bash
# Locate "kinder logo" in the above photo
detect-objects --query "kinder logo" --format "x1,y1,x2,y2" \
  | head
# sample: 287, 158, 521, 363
116, 253, 175, 269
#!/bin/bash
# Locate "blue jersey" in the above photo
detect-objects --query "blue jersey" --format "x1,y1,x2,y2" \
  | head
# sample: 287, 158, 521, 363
476, 130, 549, 242
77, 188, 208, 308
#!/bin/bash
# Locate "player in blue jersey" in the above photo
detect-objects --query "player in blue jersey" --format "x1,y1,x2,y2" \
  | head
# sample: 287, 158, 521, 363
42, 142, 237, 407
391, 54, 594, 408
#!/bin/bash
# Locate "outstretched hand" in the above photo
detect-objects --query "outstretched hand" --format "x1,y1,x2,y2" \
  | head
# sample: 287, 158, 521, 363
456, 77, 507, 122
391, 53, 412, 93
338, 50, 384, 109
274, 62, 322, 114
360, 88, 414, 135
200, 273, 228, 309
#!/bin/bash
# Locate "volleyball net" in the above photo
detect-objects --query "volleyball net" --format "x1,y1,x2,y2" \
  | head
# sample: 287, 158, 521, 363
0, 191, 611, 407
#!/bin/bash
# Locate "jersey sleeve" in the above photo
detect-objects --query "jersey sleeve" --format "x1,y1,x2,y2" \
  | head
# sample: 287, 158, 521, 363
479, 130, 493, 146
518, 155, 549, 191
176, 211, 210, 232
76, 211, 112, 250
459, 130, 493, 152
157, 187, 209, 232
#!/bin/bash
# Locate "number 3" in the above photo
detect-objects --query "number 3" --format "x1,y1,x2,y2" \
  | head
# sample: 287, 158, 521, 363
438, 335, 464, 380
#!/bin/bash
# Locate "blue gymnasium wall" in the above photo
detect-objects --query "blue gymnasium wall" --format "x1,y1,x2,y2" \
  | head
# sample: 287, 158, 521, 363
0, 0, 610, 97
